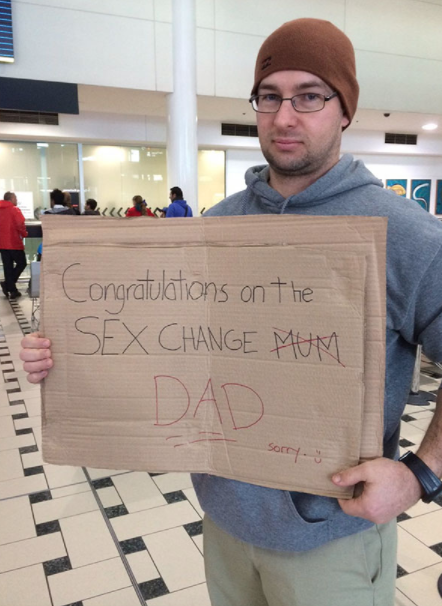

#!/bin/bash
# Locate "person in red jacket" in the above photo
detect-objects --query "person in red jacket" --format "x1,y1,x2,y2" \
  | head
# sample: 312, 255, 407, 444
0, 192, 28, 299
125, 195, 155, 217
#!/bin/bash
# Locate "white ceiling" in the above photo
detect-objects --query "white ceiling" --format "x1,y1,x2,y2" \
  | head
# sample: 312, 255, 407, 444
78, 84, 442, 137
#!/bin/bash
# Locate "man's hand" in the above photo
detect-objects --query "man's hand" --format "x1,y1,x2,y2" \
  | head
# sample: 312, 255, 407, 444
332, 457, 423, 524
19, 332, 53, 384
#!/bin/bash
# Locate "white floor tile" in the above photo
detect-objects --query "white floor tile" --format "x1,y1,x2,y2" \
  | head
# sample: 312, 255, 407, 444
0, 432, 35, 452
51, 481, 92, 499
0, 472, 47, 499
24, 398, 41, 417
87, 468, 129, 481
60, 510, 119, 568
0, 496, 36, 546
33, 490, 99, 524
44, 464, 86, 489
0, 415, 15, 438
126, 549, 159, 584
397, 526, 442, 573
0, 532, 66, 573
14, 415, 41, 431
153, 473, 194, 495
112, 471, 166, 513
395, 589, 418, 606
405, 499, 441, 518
48, 557, 132, 606
111, 501, 200, 542
408, 417, 433, 432
148, 583, 211, 606
182, 488, 203, 518
0, 563, 52, 606
0, 403, 26, 417
396, 562, 442, 606
21, 450, 44, 468
400, 509, 442, 546
192, 535, 203, 554
95, 486, 122, 508
143, 527, 205, 592
0, 448, 24, 482
83, 587, 141, 606
0, 381, 19, 392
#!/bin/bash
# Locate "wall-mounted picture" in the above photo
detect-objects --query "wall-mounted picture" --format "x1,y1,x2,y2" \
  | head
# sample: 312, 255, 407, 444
436, 180, 442, 215
386, 179, 407, 197
411, 179, 431, 212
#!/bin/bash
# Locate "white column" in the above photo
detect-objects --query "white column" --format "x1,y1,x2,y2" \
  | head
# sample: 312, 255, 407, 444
167, 0, 198, 214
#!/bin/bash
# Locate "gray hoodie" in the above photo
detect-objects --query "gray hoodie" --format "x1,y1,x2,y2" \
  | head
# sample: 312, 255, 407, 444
192, 154, 442, 552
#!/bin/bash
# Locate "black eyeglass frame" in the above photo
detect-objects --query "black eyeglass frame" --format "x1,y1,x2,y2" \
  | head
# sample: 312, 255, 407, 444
249, 91, 339, 114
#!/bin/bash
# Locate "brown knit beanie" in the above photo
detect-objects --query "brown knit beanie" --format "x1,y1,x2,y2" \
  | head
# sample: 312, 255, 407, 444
251, 18, 359, 125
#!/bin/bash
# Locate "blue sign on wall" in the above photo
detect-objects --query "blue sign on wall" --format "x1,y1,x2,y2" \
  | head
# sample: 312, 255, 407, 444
0, 0, 14, 63
436, 181, 442, 215
411, 179, 431, 212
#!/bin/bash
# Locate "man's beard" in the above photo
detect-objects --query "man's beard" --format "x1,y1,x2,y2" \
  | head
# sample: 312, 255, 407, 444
261, 147, 318, 177
259, 126, 342, 178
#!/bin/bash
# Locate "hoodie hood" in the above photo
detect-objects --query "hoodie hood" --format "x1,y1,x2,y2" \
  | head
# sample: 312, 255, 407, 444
244, 154, 383, 213
0, 200, 14, 210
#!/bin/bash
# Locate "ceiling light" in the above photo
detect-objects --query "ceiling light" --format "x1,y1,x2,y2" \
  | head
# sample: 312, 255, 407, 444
422, 123, 438, 131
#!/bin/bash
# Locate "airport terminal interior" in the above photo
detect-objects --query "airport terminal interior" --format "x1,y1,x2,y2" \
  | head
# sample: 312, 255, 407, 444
1, 0, 442, 605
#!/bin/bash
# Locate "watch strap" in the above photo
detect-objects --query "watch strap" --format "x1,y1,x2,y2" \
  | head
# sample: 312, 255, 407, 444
399, 451, 442, 504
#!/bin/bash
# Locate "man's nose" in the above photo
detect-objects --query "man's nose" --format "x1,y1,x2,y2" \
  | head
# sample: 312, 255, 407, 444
273, 99, 300, 128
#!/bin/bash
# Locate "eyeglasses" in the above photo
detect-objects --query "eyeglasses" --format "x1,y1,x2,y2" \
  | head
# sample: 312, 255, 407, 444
249, 92, 338, 114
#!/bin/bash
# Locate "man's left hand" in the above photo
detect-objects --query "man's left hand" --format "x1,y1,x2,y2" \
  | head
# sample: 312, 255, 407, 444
332, 457, 423, 524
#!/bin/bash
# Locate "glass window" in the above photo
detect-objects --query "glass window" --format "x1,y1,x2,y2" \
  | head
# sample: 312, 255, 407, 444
0, 141, 79, 217
82, 145, 168, 216
198, 150, 225, 214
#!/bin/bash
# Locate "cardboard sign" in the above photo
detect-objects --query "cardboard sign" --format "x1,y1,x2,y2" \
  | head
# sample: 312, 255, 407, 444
41, 215, 387, 498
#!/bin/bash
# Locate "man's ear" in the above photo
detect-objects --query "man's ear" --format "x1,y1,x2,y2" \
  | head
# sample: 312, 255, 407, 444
341, 114, 350, 129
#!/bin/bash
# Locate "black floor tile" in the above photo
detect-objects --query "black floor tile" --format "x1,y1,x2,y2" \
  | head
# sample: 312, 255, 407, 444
24, 465, 44, 477
61, 602, 83, 606
19, 445, 38, 454
15, 428, 33, 435
43, 556, 72, 576
29, 490, 52, 504
397, 512, 411, 522
119, 537, 146, 555
430, 542, 442, 557
104, 504, 129, 519
12, 412, 29, 420
6, 387, 21, 394
10, 399, 24, 406
92, 477, 113, 489
139, 578, 169, 600
149, 472, 165, 477
397, 564, 408, 578
399, 438, 415, 448
401, 414, 415, 422
184, 520, 203, 537
36, 520, 61, 536
164, 490, 187, 504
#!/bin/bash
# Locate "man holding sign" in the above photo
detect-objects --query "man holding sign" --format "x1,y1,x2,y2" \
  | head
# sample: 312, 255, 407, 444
21, 18, 442, 606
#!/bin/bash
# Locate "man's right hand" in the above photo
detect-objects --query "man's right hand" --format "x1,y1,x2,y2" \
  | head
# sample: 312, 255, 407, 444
20, 332, 53, 384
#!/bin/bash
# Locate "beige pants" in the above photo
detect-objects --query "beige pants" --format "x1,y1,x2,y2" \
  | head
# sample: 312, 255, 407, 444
203, 515, 397, 606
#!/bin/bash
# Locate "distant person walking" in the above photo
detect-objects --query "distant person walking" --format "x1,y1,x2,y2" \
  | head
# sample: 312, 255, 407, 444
165, 187, 193, 217
126, 195, 155, 217
0, 191, 28, 299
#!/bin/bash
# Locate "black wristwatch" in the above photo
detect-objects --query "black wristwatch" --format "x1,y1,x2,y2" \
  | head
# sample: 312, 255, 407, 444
399, 451, 442, 503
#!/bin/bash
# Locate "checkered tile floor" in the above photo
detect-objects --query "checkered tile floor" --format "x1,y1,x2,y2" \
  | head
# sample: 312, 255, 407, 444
0, 289, 441, 606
